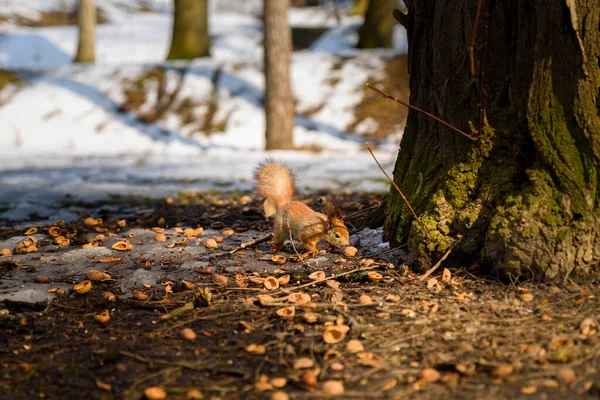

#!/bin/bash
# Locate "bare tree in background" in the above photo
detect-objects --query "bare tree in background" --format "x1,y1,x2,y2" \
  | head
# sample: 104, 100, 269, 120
167, 0, 210, 60
74, 0, 96, 63
357, 0, 396, 49
264, 0, 294, 150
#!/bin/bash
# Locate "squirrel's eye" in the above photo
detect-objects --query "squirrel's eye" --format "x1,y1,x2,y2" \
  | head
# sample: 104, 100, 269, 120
335, 233, 341, 239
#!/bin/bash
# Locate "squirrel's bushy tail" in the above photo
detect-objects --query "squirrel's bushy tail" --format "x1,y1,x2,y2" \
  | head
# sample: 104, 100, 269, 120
255, 160, 294, 217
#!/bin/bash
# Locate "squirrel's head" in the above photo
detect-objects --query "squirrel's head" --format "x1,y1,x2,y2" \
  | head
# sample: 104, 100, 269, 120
321, 197, 350, 248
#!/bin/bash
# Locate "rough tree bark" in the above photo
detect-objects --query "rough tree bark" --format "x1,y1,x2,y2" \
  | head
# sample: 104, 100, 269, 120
74, 0, 96, 63
384, 1, 600, 282
167, 0, 210, 60
357, 0, 396, 49
264, 0, 295, 150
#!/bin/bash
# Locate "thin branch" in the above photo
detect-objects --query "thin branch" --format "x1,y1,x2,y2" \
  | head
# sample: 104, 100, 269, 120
478, 22, 487, 135
365, 143, 428, 236
418, 240, 458, 282
366, 83, 478, 142
469, 0, 485, 77
229, 233, 273, 254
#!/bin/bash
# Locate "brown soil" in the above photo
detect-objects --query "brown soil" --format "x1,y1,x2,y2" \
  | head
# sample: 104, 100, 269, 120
1, 192, 599, 399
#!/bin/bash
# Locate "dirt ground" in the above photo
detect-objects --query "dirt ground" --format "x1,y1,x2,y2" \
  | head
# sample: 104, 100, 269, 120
1, 192, 599, 400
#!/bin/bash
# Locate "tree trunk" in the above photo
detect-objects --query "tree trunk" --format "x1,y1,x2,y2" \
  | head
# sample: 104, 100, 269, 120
350, 0, 369, 16
167, 0, 210, 60
384, 1, 600, 282
74, 0, 96, 63
264, 0, 294, 150
357, 0, 396, 49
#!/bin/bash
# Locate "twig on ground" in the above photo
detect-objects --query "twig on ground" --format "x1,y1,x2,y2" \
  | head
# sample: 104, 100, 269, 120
366, 83, 478, 142
287, 221, 313, 268
418, 240, 459, 282
229, 233, 273, 254
366, 143, 428, 237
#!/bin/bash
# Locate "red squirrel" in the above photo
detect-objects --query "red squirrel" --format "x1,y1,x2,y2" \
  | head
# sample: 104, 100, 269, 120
255, 160, 350, 254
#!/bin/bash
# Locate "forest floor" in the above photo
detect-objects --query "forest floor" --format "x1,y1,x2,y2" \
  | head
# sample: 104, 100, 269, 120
1, 192, 599, 400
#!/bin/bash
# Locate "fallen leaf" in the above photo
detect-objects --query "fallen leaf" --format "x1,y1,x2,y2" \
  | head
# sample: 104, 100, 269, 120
204, 239, 218, 249
213, 274, 229, 286
96, 380, 112, 391
382, 379, 397, 391
521, 293, 534, 302
330, 362, 344, 371
94, 257, 122, 263
256, 294, 274, 304
132, 289, 149, 301
0, 248, 12, 257
181, 280, 196, 290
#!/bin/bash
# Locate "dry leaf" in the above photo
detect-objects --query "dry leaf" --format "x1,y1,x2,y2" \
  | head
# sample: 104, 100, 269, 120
309, 271, 326, 281
245, 343, 266, 354
93, 309, 110, 325
382, 379, 397, 391
132, 289, 149, 301
263, 276, 280, 290
347, 339, 364, 353
213, 236, 223, 243
293, 357, 314, 369
112, 240, 133, 251
271, 255, 287, 265
304, 312, 320, 324
288, 293, 311, 304
442, 268, 452, 282
94, 257, 122, 263
322, 380, 344, 395
73, 280, 92, 294
421, 368, 441, 382
181, 328, 197, 341
323, 325, 349, 344
96, 380, 112, 391
367, 271, 382, 282
249, 276, 266, 285
276, 306, 296, 319
343, 246, 358, 257
427, 278, 441, 292
144, 386, 166, 400
87, 269, 111, 281
277, 275, 290, 285
184, 228, 197, 237
358, 294, 373, 304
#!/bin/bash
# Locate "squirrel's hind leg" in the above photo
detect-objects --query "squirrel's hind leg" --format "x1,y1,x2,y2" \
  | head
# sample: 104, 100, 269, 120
272, 225, 288, 253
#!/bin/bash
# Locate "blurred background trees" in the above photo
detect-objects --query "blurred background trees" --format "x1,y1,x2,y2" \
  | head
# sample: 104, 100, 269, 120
167, 0, 210, 60
357, 0, 396, 49
74, 0, 96, 63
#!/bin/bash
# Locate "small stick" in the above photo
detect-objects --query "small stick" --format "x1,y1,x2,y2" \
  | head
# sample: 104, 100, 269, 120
366, 143, 428, 236
469, 0, 485, 77
287, 220, 313, 268
229, 233, 273, 254
366, 83, 478, 142
418, 240, 458, 282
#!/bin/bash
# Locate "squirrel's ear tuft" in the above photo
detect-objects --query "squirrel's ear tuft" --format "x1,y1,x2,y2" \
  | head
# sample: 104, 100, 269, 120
323, 198, 343, 222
